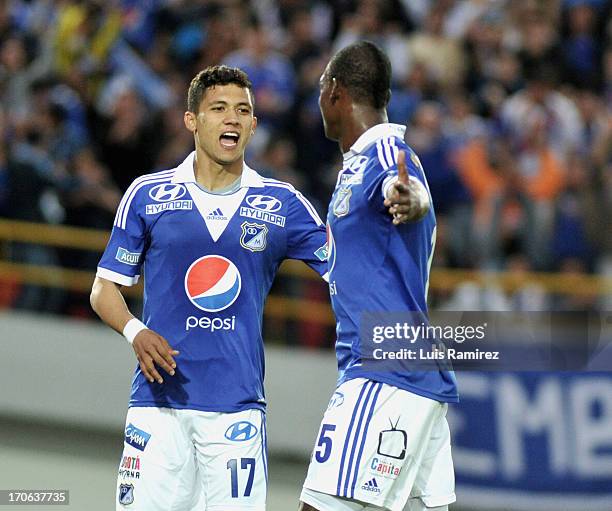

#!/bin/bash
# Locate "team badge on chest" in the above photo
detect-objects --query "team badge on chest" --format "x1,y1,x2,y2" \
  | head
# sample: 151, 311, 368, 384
333, 186, 352, 217
240, 222, 268, 252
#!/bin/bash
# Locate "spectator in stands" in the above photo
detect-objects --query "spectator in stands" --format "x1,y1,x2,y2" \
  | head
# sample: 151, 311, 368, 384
256, 136, 306, 191
462, 7, 508, 103
443, 92, 488, 149
60, 149, 121, 282
0, 35, 39, 120
0, 104, 64, 312
62, 149, 120, 232
332, 0, 412, 84
500, 63, 583, 161
92, 78, 162, 191
561, 0, 604, 88
494, 129, 565, 270
53, 1, 121, 80
153, 100, 194, 171
388, 62, 429, 125
407, 102, 473, 266
224, 19, 296, 154
284, 8, 323, 75
406, 2, 466, 90
575, 89, 609, 160
186, 3, 246, 71
551, 156, 597, 271
516, 6, 562, 73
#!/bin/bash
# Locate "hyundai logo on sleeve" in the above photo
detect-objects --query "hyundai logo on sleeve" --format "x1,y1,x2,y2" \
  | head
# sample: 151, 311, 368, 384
245, 195, 282, 212
149, 183, 187, 202
224, 421, 259, 442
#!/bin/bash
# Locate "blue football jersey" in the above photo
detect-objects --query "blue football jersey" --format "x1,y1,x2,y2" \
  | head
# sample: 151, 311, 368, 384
97, 152, 327, 413
327, 123, 458, 403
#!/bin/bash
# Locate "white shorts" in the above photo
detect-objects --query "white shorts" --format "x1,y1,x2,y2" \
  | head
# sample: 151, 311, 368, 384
301, 378, 455, 511
116, 407, 267, 511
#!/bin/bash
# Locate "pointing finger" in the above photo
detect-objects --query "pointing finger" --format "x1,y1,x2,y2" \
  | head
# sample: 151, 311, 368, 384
397, 150, 408, 185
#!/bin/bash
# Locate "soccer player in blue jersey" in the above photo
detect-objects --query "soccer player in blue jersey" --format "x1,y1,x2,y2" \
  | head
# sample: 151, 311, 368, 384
299, 42, 459, 511
89, 66, 330, 510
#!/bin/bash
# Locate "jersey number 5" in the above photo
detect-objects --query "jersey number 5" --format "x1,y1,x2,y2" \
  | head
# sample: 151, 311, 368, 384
315, 424, 336, 463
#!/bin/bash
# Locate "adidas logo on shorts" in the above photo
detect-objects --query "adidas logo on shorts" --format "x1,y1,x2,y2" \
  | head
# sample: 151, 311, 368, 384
361, 477, 381, 494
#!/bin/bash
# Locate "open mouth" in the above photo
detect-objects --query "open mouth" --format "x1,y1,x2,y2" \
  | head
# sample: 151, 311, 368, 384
219, 131, 240, 149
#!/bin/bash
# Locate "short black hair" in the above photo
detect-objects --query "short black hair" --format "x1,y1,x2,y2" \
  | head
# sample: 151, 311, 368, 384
328, 41, 391, 109
187, 65, 253, 113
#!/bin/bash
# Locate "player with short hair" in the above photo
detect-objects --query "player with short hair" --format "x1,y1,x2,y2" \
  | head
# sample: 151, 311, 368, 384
299, 42, 459, 511
90, 65, 330, 511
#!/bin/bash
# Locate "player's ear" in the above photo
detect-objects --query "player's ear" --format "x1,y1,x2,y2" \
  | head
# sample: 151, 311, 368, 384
184, 111, 197, 133
251, 116, 257, 134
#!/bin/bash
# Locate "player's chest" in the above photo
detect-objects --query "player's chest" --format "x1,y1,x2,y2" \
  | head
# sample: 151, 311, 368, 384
145, 184, 287, 259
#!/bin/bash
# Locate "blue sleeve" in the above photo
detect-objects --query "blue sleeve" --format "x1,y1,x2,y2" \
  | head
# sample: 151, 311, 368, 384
96, 187, 147, 286
362, 136, 429, 213
284, 192, 328, 279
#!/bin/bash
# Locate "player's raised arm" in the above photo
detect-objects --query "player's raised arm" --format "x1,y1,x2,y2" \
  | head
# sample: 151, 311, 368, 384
90, 276, 179, 384
281, 185, 329, 281
383, 150, 430, 224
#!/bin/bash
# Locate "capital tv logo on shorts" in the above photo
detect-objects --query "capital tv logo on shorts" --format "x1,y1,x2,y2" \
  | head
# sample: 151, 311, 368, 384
184, 255, 241, 312
225, 421, 259, 442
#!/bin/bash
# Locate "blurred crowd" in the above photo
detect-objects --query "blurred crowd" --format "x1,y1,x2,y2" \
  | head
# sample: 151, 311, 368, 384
0, 0, 611, 317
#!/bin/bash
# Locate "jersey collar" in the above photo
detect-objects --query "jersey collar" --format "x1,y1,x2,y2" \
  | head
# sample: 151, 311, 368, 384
171, 151, 265, 188
343, 123, 406, 161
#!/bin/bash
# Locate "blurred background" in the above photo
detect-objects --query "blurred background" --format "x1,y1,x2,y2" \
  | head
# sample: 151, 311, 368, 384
0, 0, 611, 509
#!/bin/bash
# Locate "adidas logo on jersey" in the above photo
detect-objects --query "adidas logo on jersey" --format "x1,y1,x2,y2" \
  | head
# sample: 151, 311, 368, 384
361, 478, 381, 494
206, 208, 227, 220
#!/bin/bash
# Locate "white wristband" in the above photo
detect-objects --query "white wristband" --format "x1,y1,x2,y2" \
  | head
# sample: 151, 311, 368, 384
122, 318, 147, 344
382, 175, 398, 199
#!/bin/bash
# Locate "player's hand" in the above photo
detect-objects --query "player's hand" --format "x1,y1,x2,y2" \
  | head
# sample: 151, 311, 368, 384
132, 329, 179, 384
384, 150, 429, 224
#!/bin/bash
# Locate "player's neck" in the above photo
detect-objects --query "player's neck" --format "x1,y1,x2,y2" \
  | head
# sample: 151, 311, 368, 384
193, 151, 243, 191
339, 107, 388, 153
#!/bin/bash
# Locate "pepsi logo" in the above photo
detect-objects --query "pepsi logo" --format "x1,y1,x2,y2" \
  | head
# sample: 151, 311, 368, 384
184, 255, 241, 312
